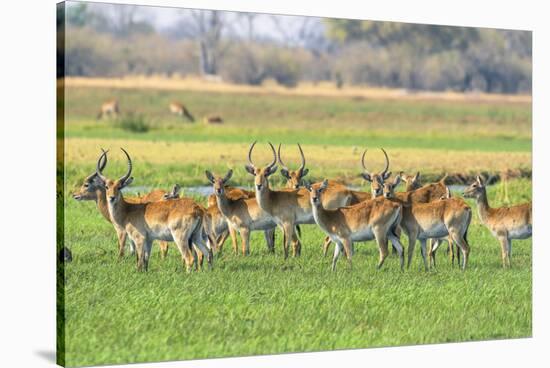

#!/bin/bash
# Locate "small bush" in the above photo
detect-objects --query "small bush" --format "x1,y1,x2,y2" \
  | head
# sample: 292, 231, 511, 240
116, 113, 150, 133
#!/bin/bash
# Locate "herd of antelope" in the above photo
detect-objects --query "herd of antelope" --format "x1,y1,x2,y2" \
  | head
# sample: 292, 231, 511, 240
97, 98, 223, 124
72, 142, 532, 273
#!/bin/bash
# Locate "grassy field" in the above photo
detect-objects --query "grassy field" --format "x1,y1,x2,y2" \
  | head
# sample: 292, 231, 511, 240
59, 81, 532, 366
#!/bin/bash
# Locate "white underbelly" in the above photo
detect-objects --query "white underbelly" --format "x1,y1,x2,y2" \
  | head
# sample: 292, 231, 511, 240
250, 218, 277, 231
509, 225, 532, 239
418, 223, 448, 240
148, 227, 174, 242
351, 227, 374, 242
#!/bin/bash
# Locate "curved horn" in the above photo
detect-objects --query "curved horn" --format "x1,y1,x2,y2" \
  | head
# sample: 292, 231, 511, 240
380, 148, 389, 176
267, 142, 277, 168
297, 143, 306, 173
277, 144, 289, 171
96, 150, 108, 180
98, 148, 108, 172
119, 148, 133, 183
361, 149, 368, 172
247, 141, 257, 168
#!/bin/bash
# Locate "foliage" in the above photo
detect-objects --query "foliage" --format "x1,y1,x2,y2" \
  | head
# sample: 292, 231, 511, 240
60, 5, 532, 94
116, 113, 150, 133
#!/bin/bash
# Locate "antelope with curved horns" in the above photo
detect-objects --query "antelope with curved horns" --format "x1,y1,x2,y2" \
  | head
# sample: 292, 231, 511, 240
72, 149, 171, 259
399, 171, 459, 267
169, 102, 195, 122
245, 141, 314, 258
205, 169, 278, 256
382, 175, 472, 270
95, 149, 211, 272
277, 143, 372, 255
96, 98, 119, 120
463, 175, 532, 268
359, 148, 392, 198
305, 180, 404, 271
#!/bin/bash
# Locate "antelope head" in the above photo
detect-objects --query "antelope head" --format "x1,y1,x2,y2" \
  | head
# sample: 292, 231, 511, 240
163, 184, 181, 200
95, 148, 134, 205
278, 143, 309, 189
399, 171, 421, 191
463, 175, 485, 199
382, 175, 402, 199
304, 179, 329, 207
360, 148, 392, 197
72, 149, 108, 201
205, 169, 234, 196
244, 141, 278, 192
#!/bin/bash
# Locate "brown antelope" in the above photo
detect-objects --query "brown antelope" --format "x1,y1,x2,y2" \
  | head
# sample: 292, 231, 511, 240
399, 171, 459, 266
169, 102, 195, 122
277, 143, 371, 255
382, 175, 472, 270
305, 180, 404, 271
72, 150, 170, 259
95, 149, 212, 272
96, 98, 119, 120
206, 169, 278, 256
204, 115, 223, 124
245, 142, 315, 258
463, 176, 532, 268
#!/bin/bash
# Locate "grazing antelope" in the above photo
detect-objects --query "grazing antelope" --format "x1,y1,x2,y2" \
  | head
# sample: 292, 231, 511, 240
72, 150, 170, 259
169, 102, 195, 122
95, 149, 212, 272
245, 142, 315, 258
204, 115, 223, 124
382, 176, 472, 270
206, 169, 278, 256
96, 99, 119, 120
463, 176, 532, 268
399, 171, 459, 266
305, 180, 404, 271
277, 143, 371, 255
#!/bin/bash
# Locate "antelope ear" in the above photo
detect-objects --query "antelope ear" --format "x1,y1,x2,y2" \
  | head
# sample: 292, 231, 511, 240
222, 169, 233, 183
267, 165, 278, 176
414, 172, 420, 181
304, 181, 312, 192
280, 168, 291, 179
121, 176, 134, 188
383, 171, 392, 180
91, 173, 104, 186
392, 175, 401, 187
476, 175, 483, 186
320, 179, 329, 192
205, 170, 215, 184
361, 172, 372, 182
300, 168, 309, 178
244, 164, 255, 176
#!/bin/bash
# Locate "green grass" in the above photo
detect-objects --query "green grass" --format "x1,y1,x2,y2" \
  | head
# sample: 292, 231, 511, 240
63, 86, 532, 153
60, 85, 532, 366
60, 179, 532, 367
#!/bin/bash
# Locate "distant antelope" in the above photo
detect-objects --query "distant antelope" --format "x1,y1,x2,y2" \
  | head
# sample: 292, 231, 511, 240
382, 175, 472, 270
72, 149, 170, 259
204, 115, 223, 124
95, 149, 211, 272
305, 179, 404, 271
163, 184, 181, 200
96, 99, 119, 120
463, 176, 532, 268
169, 102, 195, 122
245, 142, 315, 258
206, 169, 278, 256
